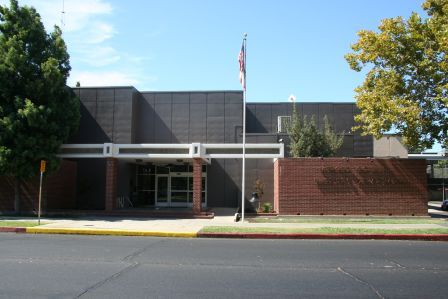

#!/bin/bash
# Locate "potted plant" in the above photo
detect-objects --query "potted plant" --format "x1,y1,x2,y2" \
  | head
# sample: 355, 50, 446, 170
253, 178, 265, 211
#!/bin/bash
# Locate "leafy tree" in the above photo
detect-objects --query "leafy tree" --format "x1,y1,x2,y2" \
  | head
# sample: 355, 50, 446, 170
288, 105, 344, 157
403, 136, 427, 154
345, 0, 448, 150
0, 0, 80, 212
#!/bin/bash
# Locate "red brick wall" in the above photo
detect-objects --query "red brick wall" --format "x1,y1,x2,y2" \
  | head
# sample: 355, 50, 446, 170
0, 160, 77, 213
274, 158, 428, 216
274, 160, 279, 212
105, 157, 118, 211
192, 158, 203, 214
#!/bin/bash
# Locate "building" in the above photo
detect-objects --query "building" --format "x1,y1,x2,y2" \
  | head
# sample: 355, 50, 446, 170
54, 86, 372, 214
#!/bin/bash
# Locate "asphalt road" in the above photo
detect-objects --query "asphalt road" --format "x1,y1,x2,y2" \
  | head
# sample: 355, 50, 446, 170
0, 234, 447, 298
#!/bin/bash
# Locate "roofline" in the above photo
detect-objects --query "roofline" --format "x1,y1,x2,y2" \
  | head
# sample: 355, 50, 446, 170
71, 86, 136, 90
70, 87, 356, 103
246, 101, 356, 104
139, 90, 243, 94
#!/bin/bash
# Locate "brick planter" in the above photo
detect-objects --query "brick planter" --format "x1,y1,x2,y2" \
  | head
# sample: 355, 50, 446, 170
274, 158, 428, 216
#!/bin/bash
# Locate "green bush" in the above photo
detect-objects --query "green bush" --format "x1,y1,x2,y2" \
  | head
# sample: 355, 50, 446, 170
262, 202, 273, 213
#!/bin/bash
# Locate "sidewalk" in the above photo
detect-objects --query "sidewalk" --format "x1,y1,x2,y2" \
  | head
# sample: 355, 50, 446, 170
1, 208, 448, 240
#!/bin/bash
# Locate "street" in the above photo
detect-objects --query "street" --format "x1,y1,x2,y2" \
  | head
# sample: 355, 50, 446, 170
0, 234, 447, 298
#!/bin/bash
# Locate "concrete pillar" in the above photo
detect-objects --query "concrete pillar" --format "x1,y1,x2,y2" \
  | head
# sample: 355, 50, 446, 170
105, 158, 118, 212
192, 158, 202, 215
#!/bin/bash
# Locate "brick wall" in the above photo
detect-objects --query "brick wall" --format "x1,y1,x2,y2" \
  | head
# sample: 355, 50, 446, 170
273, 160, 279, 212
192, 158, 203, 214
0, 160, 77, 213
105, 157, 118, 211
274, 158, 428, 216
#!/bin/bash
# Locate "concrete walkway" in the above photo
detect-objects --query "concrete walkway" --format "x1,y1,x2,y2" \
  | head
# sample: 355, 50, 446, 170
2, 214, 447, 234
1, 204, 447, 238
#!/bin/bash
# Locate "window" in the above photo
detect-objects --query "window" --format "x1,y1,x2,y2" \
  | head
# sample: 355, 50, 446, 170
277, 116, 291, 133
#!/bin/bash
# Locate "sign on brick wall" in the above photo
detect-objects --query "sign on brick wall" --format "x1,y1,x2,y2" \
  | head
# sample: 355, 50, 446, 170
274, 158, 427, 216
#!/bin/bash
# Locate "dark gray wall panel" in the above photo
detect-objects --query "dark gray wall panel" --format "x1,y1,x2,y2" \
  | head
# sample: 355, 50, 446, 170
207, 92, 225, 106
97, 88, 114, 99
255, 135, 277, 143
154, 103, 172, 143
80, 88, 96, 100
172, 92, 189, 104
224, 103, 242, 143
189, 103, 207, 143
207, 95, 225, 142
224, 159, 241, 207
172, 103, 190, 143
254, 105, 272, 133
189, 93, 207, 105
96, 99, 114, 141
354, 134, 373, 157
75, 158, 105, 209
334, 104, 354, 133
114, 88, 133, 99
246, 105, 258, 133
207, 116, 225, 143
136, 93, 155, 143
207, 159, 226, 207
72, 87, 136, 144
155, 93, 171, 105
225, 92, 242, 104
207, 99, 224, 117
117, 161, 131, 199
336, 135, 354, 156
302, 103, 319, 120
318, 104, 334, 129
113, 100, 133, 143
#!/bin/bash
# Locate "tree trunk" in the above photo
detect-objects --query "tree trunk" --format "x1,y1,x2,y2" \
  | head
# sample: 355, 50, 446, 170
14, 177, 21, 214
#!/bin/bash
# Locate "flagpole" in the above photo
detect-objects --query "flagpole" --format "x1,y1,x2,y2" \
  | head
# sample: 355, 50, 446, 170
241, 33, 247, 222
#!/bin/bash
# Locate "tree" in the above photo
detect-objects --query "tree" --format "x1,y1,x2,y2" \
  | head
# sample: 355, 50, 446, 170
0, 0, 80, 212
287, 105, 344, 157
345, 0, 448, 150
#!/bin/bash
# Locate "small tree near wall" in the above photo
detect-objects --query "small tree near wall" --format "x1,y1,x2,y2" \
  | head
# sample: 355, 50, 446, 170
288, 104, 344, 157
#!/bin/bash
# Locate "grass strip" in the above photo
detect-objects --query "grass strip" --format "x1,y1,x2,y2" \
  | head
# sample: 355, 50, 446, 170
201, 226, 448, 235
0, 221, 44, 227
248, 217, 447, 225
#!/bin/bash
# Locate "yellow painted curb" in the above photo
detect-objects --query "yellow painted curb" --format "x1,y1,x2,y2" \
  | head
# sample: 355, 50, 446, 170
25, 227, 197, 238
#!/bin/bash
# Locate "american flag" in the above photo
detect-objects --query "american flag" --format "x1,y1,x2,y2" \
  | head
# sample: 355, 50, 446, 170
238, 41, 245, 90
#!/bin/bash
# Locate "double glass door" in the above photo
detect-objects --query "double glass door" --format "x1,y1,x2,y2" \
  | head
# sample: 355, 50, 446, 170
156, 174, 206, 207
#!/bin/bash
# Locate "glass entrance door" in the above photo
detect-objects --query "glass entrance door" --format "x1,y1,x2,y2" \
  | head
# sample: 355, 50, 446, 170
155, 172, 207, 208
170, 175, 189, 207
155, 175, 169, 206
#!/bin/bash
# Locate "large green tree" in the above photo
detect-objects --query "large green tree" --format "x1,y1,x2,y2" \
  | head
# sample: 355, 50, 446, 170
288, 105, 344, 157
0, 0, 80, 211
345, 0, 448, 149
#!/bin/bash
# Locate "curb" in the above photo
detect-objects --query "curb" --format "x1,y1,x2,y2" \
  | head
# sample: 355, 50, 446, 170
0, 227, 26, 233
2, 226, 447, 241
197, 232, 448, 241
25, 227, 197, 238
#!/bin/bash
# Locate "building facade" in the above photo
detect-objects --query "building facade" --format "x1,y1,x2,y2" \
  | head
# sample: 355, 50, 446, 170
55, 86, 372, 213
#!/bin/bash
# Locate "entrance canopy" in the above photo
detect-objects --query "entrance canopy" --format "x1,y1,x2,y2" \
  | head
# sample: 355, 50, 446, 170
58, 143, 284, 161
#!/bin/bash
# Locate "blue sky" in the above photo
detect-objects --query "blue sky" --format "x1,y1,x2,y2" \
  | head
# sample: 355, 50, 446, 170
2, 0, 425, 103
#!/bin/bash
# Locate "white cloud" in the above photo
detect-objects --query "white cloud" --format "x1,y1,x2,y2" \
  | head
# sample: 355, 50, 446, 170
31, 0, 112, 32
1, 0, 156, 88
68, 70, 158, 88
68, 70, 139, 87
77, 46, 121, 67
86, 22, 116, 44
